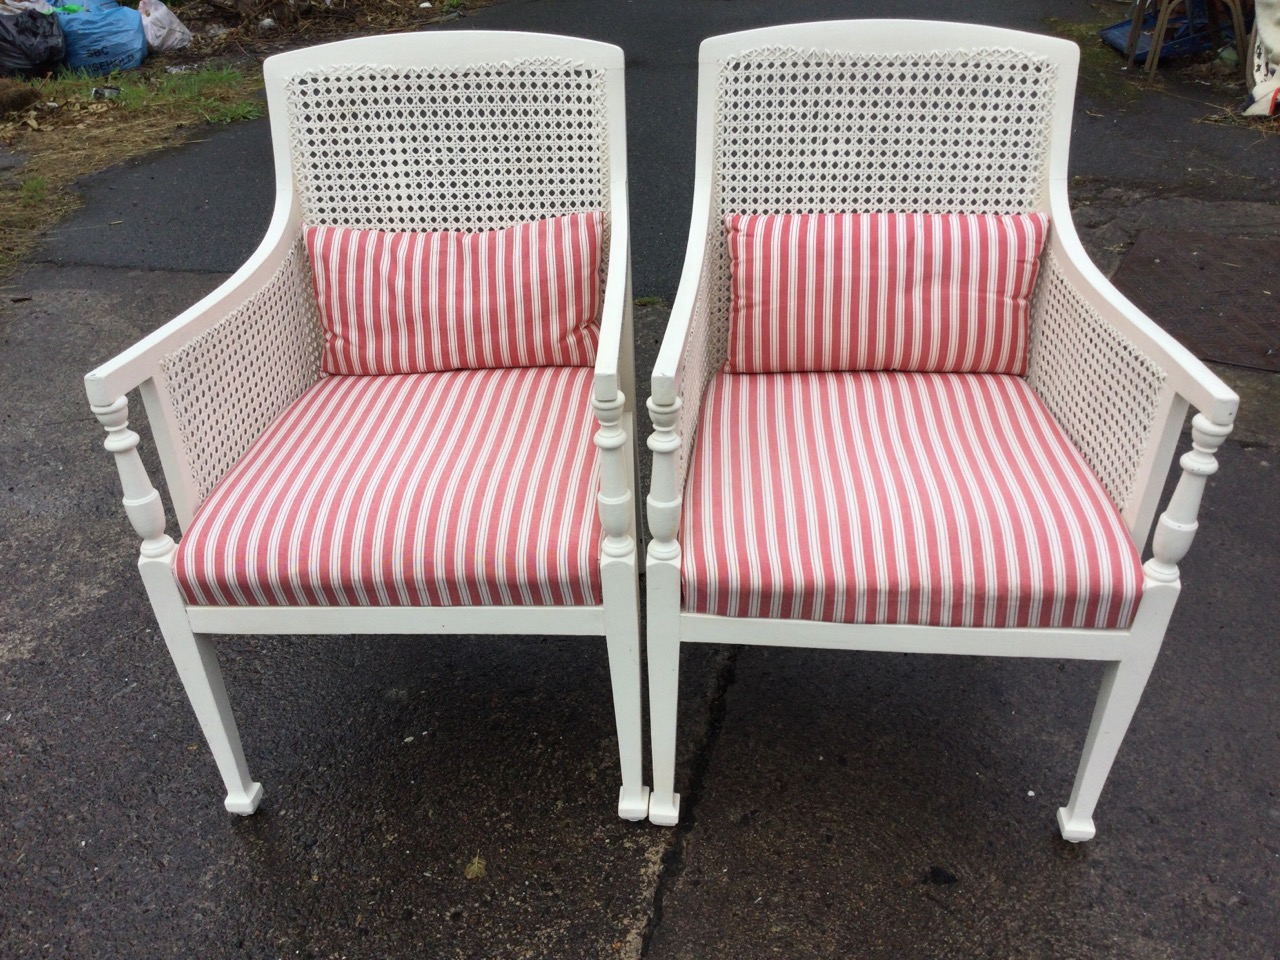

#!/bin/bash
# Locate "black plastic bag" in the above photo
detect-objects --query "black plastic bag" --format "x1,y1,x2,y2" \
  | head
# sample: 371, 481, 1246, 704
0, 10, 65, 78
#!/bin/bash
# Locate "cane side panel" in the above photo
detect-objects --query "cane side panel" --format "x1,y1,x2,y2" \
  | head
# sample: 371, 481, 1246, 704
159, 239, 324, 506
1026, 251, 1167, 513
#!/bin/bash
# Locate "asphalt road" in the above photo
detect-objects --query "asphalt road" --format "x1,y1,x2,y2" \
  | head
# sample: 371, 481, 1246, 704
3, 2, 1279, 958
37, 0, 1280, 301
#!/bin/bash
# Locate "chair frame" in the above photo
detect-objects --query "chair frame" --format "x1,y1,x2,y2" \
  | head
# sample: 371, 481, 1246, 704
1123, 0, 1249, 79
84, 32, 649, 821
645, 21, 1238, 840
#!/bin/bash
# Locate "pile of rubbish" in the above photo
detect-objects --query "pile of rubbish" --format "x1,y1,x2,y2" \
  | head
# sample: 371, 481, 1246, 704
0, 0, 189, 78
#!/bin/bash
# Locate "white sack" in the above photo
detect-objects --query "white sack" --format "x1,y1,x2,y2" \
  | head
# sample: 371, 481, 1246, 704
138, 0, 190, 52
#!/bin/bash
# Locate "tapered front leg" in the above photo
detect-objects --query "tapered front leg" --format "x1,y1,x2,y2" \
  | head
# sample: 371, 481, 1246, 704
139, 554, 262, 814
156, 619, 263, 814
1056, 647, 1159, 842
595, 389, 649, 820
645, 553, 683, 826
602, 555, 649, 821
95, 396, 262, 814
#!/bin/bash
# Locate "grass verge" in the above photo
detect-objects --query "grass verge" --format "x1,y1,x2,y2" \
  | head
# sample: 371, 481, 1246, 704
0, 65, 263, 275
1043, 16, 1146, 103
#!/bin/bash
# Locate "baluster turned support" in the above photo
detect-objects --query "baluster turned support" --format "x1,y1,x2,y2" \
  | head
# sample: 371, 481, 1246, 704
92, 396, 263, 815
1144, 413, 1233, 584
646, 394, 684, 825
593, 390, 636, 558
593, 389, 649, 820
93, 397, 175, 560
646, 396, 683, 561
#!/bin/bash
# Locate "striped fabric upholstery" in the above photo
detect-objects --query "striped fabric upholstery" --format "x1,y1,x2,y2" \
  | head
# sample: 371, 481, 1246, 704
175, 367, 603, 607
682, 371, 1143, 628
724, 212, 1049, 375
306, 212, 603, 375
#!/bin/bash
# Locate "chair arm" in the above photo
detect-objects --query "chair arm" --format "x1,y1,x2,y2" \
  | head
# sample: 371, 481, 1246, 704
1028, 187, 1239, 548
592, 180, 638, 558
85, 204, 322, 530
593, 178, 631, 404
647, 192, 725, 556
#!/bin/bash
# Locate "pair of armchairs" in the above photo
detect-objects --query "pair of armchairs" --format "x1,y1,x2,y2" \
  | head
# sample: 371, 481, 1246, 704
85, 23, 1237, 843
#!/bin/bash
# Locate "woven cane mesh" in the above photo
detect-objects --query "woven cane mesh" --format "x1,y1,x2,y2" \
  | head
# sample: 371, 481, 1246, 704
160, 238, 324, 506
675, 245, 721, 490
714, 46, 1057, 216
1027, 251, 1167, 513
676, 45, 1059, 489
282, 59, 610, 235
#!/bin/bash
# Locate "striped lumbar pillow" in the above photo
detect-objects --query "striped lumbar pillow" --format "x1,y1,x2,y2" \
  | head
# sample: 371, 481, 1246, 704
305, 212, 603, 375
724, 212, 1049, 375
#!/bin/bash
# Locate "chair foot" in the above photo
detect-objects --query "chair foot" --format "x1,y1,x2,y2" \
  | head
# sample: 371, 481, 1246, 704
1057, 807, 1096, 843
618, 784, 651, 821
649, 791, 681, 826
224, 781, 265, 816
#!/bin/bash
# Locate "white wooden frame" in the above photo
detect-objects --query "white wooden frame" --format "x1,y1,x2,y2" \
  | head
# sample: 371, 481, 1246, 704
84, 33, 649, 821
645, 21, 1239, 840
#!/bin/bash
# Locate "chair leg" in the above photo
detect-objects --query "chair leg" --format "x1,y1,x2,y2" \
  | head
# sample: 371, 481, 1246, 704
1222, 0, 1249, 82
1124, 0, 1152, 70
601, 554, 650, 821
140, 560, 263, 815
1147, 0, 1180, 76
1056, 586, 1177, 841
646, 552, 682, 826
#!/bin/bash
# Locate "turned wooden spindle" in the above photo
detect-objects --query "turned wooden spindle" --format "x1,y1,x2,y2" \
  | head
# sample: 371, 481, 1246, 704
92, 396, 175, 562
645, 394, 683, 564
593, 389, 635, 559
1144, 413, 1233, 584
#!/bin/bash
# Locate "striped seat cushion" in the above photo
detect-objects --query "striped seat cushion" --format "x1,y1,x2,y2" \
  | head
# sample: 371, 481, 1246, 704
175, 367, 603, 607
724, 212, 1049, 375
682, 371, 1143, 629
306, 212, 603, 375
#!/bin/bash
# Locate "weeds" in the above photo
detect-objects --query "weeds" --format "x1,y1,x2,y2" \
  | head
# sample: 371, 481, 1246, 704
1, 64, 263, 273
1043, 16, 1145, 103
19, 177, 47, 205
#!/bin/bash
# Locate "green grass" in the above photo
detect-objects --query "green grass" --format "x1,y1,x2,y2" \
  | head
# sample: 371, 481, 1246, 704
33, 66, 264, 124
1043, 16, 1142, 103
19, 177, 47, 205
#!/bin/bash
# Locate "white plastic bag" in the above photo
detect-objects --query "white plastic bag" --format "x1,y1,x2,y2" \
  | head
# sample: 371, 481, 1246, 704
137, 0, 189, 52
2, 0, 56, 15
1246, 0, 1280, 116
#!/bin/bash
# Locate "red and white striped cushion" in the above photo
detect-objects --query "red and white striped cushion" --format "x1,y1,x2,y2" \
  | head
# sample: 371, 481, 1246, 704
682, 371, 1143, 629
306, 212, 603, 376
724, 212, 1049, 375
175, 367, 602, 607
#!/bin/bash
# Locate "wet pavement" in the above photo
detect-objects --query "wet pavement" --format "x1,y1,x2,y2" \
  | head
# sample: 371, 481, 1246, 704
2, 1, 1279, 957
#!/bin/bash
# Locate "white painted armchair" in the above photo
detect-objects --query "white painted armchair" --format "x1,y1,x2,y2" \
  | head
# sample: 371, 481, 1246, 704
84, 33, 649, 820
645, 21, 1239, 840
